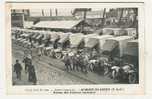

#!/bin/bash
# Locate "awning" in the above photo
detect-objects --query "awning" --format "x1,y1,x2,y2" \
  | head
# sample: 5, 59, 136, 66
70, 33, 84, 48
85, 38, 98, 48
33, 20, 82, 29
102, 40, 118, 52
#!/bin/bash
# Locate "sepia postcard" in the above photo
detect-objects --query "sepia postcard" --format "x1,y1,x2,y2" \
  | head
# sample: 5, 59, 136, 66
5, 2, 145, 95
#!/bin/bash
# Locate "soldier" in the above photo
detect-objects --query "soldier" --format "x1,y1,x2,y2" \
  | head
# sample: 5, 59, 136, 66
83, 56, 88, 73
78, 54, 84, 72
23, 55, 32, 73
28, 64, 37, 85
63, 54, 71, 71
72, 54, 79, 71
53, 39, 58, 49
14, 60, 22, 80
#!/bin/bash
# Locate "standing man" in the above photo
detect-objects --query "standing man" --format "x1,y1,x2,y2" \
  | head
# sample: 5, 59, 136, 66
14, 60, 22, 80
23, 55, 32, 73
72, 54, 79, 71
28, 63, 37, 85
63, 54, 71, 71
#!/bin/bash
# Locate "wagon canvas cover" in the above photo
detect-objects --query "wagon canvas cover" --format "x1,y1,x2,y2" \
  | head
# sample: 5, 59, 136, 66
69, 33, 84, 48
85, 38, 98, 48
58, 33, 70, 43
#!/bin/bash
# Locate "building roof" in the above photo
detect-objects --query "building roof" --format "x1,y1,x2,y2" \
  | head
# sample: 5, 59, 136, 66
107, 36, 133, 41
33, 20, 82, 29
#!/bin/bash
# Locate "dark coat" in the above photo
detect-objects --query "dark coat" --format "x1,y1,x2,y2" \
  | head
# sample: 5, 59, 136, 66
28, 65, 37, 83
23, 57, 32, 66
14, 63, 22, 72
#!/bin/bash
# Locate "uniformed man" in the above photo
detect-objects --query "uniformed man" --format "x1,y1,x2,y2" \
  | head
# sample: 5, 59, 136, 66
28, 64, 37, 85
23, 55, 32, 73
63, 54, 71, 71
14, 60, 22, 80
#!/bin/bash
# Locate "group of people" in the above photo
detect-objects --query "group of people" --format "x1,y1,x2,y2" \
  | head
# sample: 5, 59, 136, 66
61, 49, 108, 74
60, 48, 137, 83
13, 56, 37, 85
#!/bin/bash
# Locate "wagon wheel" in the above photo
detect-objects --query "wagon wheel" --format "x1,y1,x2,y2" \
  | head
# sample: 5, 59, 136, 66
55, 52, 62, 59
128, 72, 137, 84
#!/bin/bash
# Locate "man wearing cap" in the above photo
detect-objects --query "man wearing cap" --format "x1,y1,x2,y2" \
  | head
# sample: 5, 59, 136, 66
23, 55, 32, 73
14, 60, 22, 80
28, 64, 37, 85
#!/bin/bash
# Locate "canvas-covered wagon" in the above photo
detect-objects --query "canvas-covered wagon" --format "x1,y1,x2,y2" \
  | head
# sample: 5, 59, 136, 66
53, 32, 71, 59
102, 36, 134, 60
69, 33, 84, 49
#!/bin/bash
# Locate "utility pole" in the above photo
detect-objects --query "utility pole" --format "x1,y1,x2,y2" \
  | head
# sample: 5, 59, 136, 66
42, 9, 44, 16
101, 8, 106, 28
